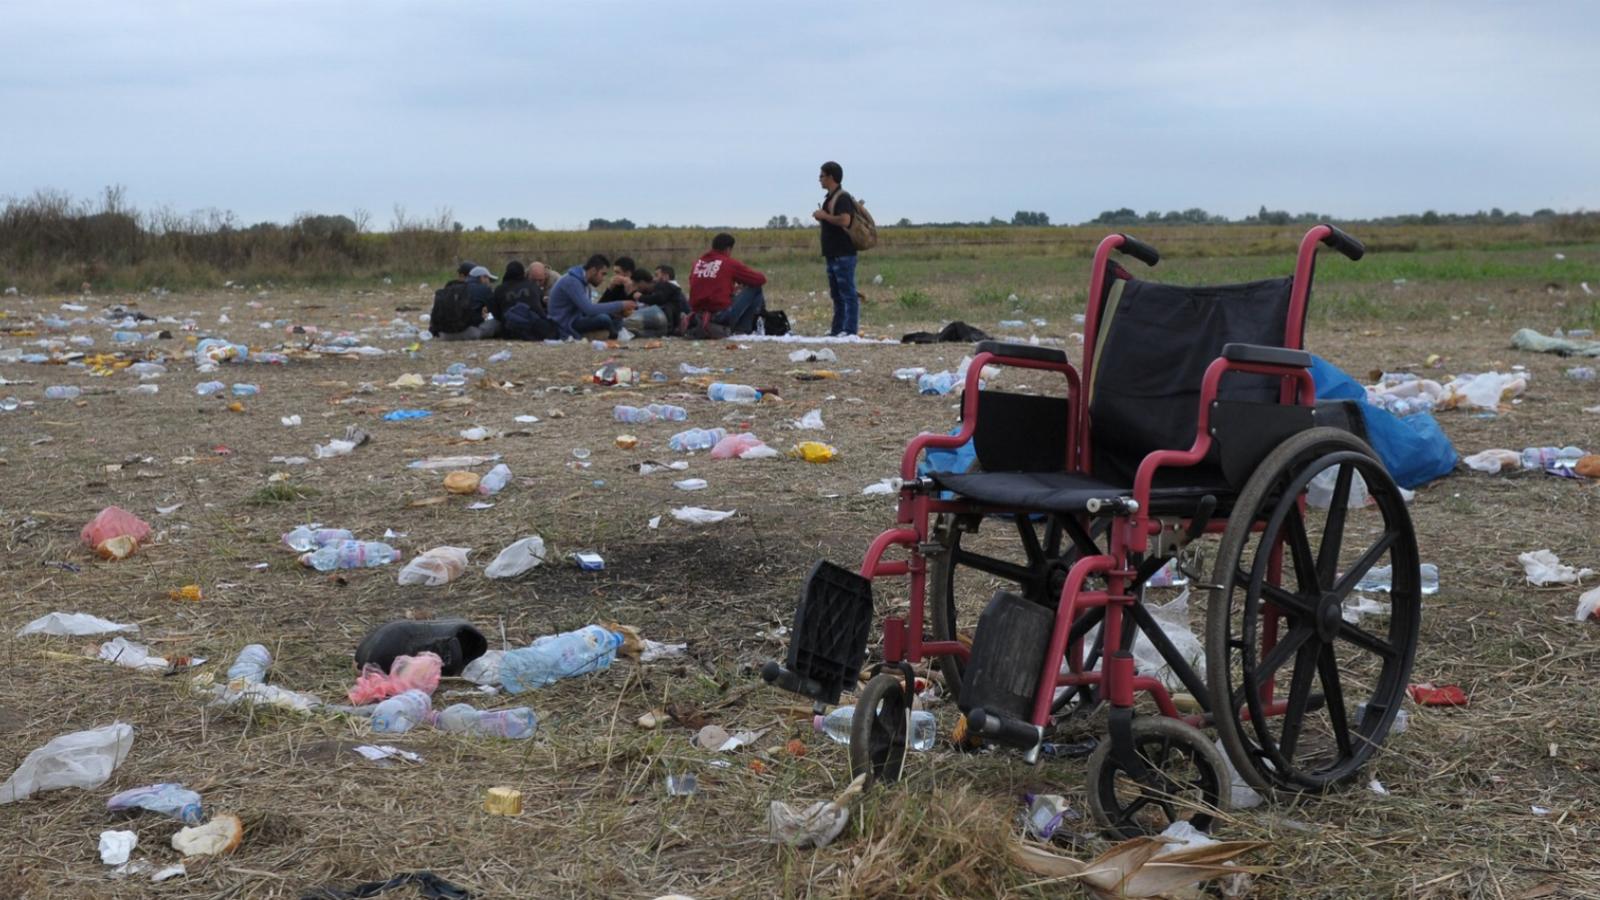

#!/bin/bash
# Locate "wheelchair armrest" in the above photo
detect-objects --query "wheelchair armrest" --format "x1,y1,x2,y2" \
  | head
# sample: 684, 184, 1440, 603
974, 340, 1067, 365
1220, 343, 1311, 369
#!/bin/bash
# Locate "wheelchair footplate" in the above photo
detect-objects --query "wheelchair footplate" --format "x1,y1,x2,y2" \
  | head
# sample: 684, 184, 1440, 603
761, 560, 874, 706
960, 590, 1049, 760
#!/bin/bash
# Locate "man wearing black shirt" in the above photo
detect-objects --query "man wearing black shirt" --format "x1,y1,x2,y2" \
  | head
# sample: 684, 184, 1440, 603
812, 160, 859, 336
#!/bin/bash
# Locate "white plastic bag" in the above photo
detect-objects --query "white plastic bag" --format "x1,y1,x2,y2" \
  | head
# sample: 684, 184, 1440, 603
98, 637, 169, 671
1576, 585, 1600, 622
17, 612, 138, 637
1128, 588, 1205, 690
1463, 448, 1519, 474
0, 723, 135, 804
793, 409, 825, 430
1519, 549, 1593, 586
396, 547, 470, 586
671, 507, 737, 525
485, 536, 545, 579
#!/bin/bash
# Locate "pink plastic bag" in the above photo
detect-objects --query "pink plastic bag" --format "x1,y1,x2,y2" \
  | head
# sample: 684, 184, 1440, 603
710, 433, 766, 460
347, 651, 443, 704
80, 507, 152, 549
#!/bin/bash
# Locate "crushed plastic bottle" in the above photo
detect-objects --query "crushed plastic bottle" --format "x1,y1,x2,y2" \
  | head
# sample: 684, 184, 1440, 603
195, 381, 226, 396
299, 540, 398, 571
44, 385, 82, 400
1356, 702, 1409, 734
478, 463, 512, 496
282, 525, 354, 553
226, 644, 272, 687
129, 384, 160, 395
707, 382, 761, 403
370, 689, 433, 734
1565, 366, 1596, 382
647, 403, 688, 421
615, 403, 689, 424
487, 350, 512, 364
917, 372, 958, 395
499, 626, 624, 693
434, 704, 538, 739
107, 783, 203, 825
814, 707, 936, 751
668, 427, 728, 452
230, 383, 259, 396
1519, 446, 1585, 470
1353, 563, 1439, 595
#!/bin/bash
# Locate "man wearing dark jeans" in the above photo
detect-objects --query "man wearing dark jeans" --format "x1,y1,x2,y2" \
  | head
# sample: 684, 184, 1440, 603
813, 160, 859, 335
548, 254, 637, 338
689, 232, 767, 335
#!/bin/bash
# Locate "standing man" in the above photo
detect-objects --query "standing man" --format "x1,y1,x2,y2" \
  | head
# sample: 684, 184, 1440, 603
812, 160, 858, 336
547, 254, 637, 339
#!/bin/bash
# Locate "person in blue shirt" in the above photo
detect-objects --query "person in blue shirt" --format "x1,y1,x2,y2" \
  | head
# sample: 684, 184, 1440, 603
546, 254, 637, 339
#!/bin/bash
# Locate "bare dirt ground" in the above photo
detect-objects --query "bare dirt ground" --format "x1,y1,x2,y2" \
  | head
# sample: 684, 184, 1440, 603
2, 273, 1599, 899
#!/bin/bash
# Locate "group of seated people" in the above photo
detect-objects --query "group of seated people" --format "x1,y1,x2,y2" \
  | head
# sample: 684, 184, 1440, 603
429, 232, 772, 342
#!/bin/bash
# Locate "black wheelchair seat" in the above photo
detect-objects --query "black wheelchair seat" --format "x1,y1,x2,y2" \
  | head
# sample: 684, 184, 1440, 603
932, 470, 1236, 517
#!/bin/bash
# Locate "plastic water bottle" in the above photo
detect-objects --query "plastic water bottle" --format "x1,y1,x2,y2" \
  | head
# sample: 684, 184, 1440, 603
434, 703, 538, 739
613, 405, 654, 424
196, 381, 226, 396
1519, 446, 1585, 470
128, 362, 166, 378
44, 385, 82, 400
299, 540, 398, 571
226, 644, 272, 686
371, 689, 433, 733
487, 350, 512, 364
707, 382, 761, 403
282, 525, 355, 552
479, 463, 512, 495
668, 427, 727, 452
1353, 563, 1439, 595
1356, 702, 1409, 734
1, 397, 20, 411
499, 626, 624, 693
647, 403, 688, 421
814, 707, 937, 751
231, 383, 260, 396
1565, 366, 1596, 381
1387, 395, 1435, 417
107, 783, 204, 825
113, 330, 143, 343
917, 372, 958, 395
129, 384, 160, 395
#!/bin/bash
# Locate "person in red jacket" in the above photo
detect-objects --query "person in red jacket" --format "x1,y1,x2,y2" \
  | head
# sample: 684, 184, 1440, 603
688, 232, 767, 335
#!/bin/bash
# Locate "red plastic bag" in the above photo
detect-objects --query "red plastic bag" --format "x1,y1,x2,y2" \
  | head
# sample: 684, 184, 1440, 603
347, 652, 443, 705
80, 507, 151, 549
1408, 682, 1468, 707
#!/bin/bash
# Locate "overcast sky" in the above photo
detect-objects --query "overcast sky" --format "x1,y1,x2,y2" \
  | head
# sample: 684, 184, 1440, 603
3, 1, 1596, 230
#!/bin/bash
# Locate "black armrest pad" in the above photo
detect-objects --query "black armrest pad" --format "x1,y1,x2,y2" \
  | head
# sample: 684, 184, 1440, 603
974, 340, 1067, 364
1221, 343, 1311, 369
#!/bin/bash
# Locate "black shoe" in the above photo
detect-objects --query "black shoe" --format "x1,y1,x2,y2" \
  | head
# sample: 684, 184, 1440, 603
353, 618, 488, 676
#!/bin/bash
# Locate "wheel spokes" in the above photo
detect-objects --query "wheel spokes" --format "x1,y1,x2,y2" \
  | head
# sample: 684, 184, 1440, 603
1248, 622, 1314, 690
1277, 639, 1321, 762
1258, 579, 1317, 620
1283, 510, 1322, 595
1337, 619, 1400, 660
1330, 530, 1400, 601
1318, 643, 1354, 757
1316, 464, 1354, 588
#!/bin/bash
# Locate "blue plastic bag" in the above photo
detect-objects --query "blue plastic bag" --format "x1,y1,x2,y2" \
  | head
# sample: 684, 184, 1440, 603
1309, 355, 1456, 488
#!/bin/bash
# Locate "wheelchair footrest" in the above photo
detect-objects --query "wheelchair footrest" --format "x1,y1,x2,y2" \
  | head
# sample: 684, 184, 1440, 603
967, 707, 1044, 758
959, 590, 1053, 721
769, 560, 874, 706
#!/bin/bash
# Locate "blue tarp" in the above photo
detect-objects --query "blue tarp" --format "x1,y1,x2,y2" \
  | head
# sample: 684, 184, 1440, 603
1310, 355, 1457, 488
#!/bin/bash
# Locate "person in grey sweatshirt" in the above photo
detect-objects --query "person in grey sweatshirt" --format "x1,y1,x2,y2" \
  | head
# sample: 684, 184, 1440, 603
546, 254, 637, 339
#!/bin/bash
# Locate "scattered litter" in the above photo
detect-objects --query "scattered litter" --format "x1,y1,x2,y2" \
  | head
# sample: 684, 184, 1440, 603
1575, 586, 1600, 622
171, 814, 243, 857
1463, 448, 1521, 474
382, 409, 431, 421
459, 425, 492, 441
575, 552, 605, 571
1408, 682, 1468, 706
862, 478, 897, 495
648, 515, 661, 529
0, 722, 134, 804
352, 745, 424, 764
1510, 328, 1600, 358
1519, 549, 1593, 586
671, 506, 737, 524
486, 536, 546, 579
303, 872, 471, 900
397, 547, 470, 586
484, 786, 522, 815
640, 640, 687, 662
1024, 793, 1080, 841
793, 409, 825, 430
99, 636, 172, 671
17, 612, 137, 637
673, 478, 708, 491
788, 348, 837, 363
711, 432, 766, 459
314, 439, 357, 459
789, 441, 835, 463
349, 652, 444, 704
99, 830, 137, 866
107, 783, 204, 824
1368, 778, 1390, 797
768, 774, 866, 848
513, 414, 540, 424
665, 774, 698, 797
499, 625, 623, 692
406, 454, 501, 470
1010, 826, 1268, 897
443, 471, 481, 494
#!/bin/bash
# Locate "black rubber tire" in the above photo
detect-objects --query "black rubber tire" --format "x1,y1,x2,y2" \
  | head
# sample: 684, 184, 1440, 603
1085, 716, 1228, 839
1205, 427, 1421, 795
849, 674, 909, 787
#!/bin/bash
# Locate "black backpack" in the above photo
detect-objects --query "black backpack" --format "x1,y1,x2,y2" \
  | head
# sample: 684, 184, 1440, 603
504, 302, 560, 341
760, 310, 791, 336
429, 282, 475, 335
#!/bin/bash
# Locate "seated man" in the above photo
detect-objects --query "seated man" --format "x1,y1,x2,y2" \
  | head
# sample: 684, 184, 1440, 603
489, 260, 559, 340
688, 233, 767, 336
644, 264, 689, 335
431, 265, 501, 340
547, 254, 637, 339
599, 256, 636, 305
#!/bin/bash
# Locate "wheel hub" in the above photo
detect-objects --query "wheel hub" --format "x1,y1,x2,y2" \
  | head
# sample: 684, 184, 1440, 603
1315, 592, 1343, 643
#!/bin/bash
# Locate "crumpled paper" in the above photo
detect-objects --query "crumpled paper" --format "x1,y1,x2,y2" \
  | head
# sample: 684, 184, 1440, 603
767, 774, 867, 848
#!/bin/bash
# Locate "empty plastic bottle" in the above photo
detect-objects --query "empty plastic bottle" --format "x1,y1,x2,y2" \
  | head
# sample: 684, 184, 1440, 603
44, 385, 82, 400
487, 350, 511, 364
1519, 446, 1585, 470
299, 540, 398, 571
917, 372, 958, 395
282, 525, 355, 553
707, 382, 761, 403
371, 689, 433, 733
434, 704, 538, 739
107, 783, 204, 825
128, 362, 166, 378
479, 463, 512, 496
1353, 563, 1439, 595
668, 427, 727, 452
614, 405, 653, 424
646, 403, 688, 421
226, 644, 272, 686
1, 397, 20, 411
195, 381, 226, 396
499, 626, 624, 693
112, 330, 143, 343
814, 707, 937, 751
231, 383, 260, 396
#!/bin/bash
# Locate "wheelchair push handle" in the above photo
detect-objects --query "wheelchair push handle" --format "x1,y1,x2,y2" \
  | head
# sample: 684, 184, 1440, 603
1318, 224, 1365, 261
1115, 233, 1160, 267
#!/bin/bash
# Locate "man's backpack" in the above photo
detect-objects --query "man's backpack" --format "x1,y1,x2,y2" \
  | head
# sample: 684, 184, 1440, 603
429, 282, 475, 336
833, 194, 878, 252
759, 310, 791, 336
503, 302, 560, 341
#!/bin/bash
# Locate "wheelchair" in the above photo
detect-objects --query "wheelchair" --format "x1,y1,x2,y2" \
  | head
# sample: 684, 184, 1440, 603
763, 225, 1421, 837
